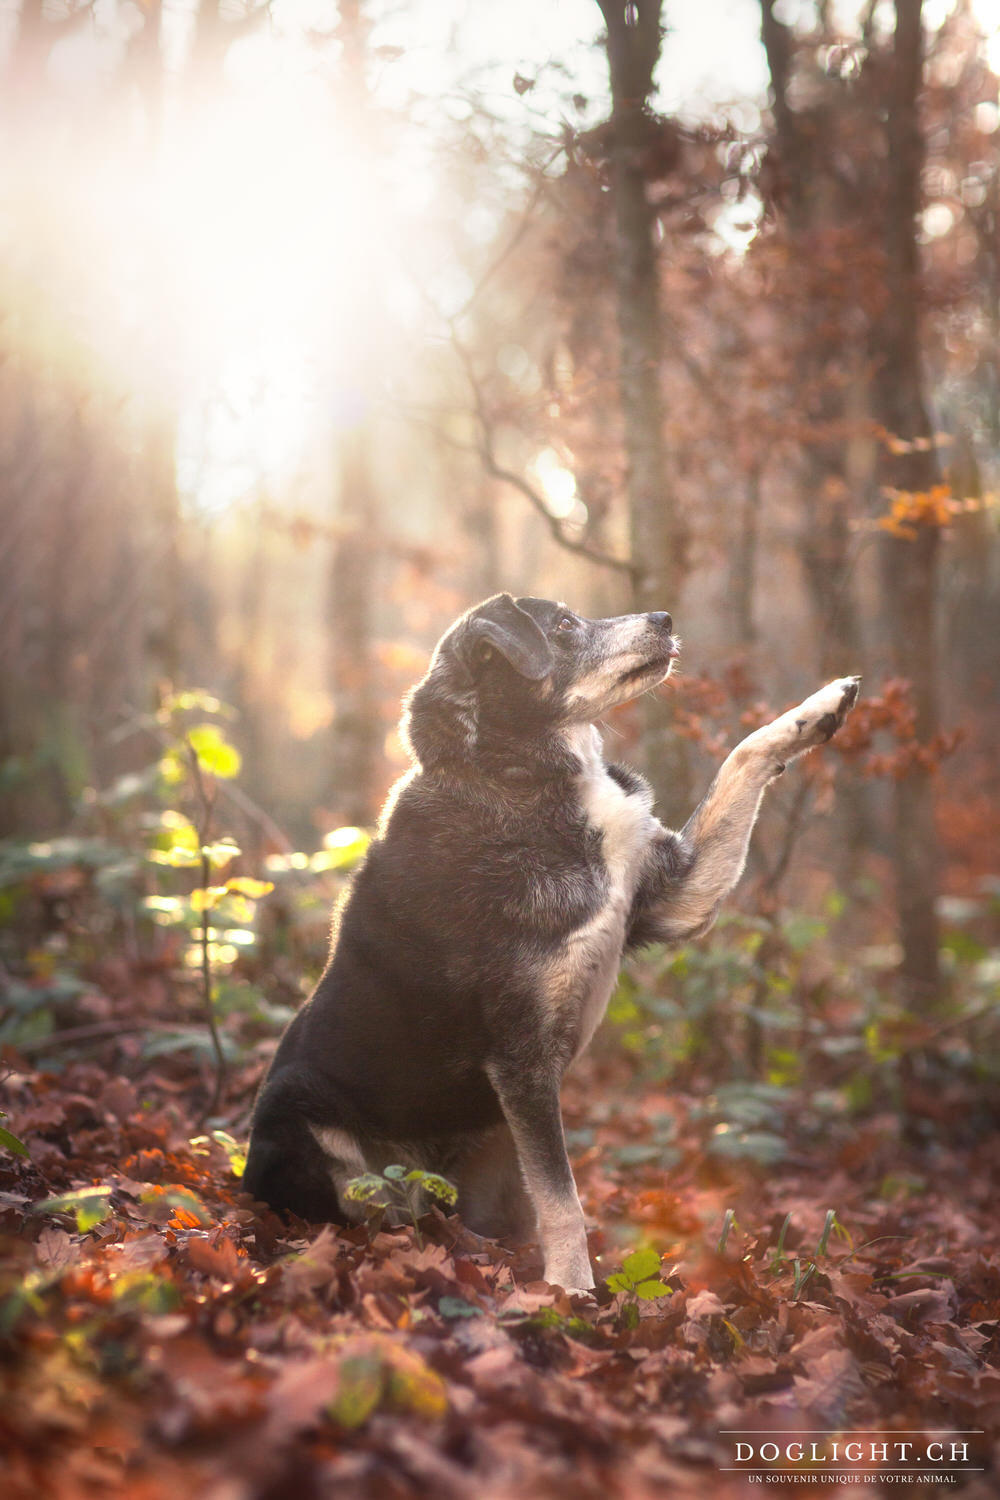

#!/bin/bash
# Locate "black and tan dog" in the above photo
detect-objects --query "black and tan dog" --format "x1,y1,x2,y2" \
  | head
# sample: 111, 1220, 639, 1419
244, 594, 859, 1291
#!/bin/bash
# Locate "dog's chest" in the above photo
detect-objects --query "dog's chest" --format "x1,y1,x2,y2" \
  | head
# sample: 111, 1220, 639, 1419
546, 730, 657, 1057
575, 758, 655, 898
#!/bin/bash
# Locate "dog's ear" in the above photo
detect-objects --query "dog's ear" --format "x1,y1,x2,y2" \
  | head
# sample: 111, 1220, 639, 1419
459, 594, 553, 681
399, 595, 552, 769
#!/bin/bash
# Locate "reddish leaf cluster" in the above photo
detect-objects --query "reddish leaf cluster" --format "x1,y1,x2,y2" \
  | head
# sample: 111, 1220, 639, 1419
831, 679, 964, 779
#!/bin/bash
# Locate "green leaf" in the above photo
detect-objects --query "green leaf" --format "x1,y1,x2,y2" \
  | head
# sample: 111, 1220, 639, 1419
190, 886, 226, 911
635, 1278, 673, 1300
605, 1272, 632, 1295
34, 1185, 113, 1233
622, 1247, 662, 1284
383, 1164, 406, 1180
148, 845, 202, 868
210, 1129, 247, 1178
343, 1173, 388, 1204
141, 1028, 238, 1063
311, 826, 370, 872
613, 1143, 663, 1167
385, 1345, 448, 1417
781, 913, 826, 952
329, 1352, 384, 1429
707, 1128, 787, 1165
200, 838, 241, 868
0, 1123, 29, 1158
111, 1271, 181, 1313
187, 724, 242, 779
416, 1172, 458, 1206
224, 876, 274, 899
438, 1296, 482, 1319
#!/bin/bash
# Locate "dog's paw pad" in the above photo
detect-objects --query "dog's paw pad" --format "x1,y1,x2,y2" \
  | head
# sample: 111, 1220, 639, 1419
825, 675, 862, 734
841, 675, 861, 711
774, 675, 861, 755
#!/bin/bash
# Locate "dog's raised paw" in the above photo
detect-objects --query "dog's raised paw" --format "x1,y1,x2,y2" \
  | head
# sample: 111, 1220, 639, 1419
803, 675, 860, 743
769, 675, 861, 758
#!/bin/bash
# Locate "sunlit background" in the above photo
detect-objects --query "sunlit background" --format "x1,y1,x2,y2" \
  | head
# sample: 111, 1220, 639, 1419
1, 0, 998, 862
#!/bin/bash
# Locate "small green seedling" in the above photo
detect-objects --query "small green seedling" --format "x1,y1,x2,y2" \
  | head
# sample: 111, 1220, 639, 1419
768, 1208, 852, 1299
791, 1258, 817, 1299
768, 1211, 793, 1273
717, 1207, 737, 1254
343, 1165, 458, 1249
606, 1247, 673, 1325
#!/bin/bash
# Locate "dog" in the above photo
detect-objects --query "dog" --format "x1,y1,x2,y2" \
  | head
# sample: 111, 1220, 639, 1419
244, 593, 859, 1292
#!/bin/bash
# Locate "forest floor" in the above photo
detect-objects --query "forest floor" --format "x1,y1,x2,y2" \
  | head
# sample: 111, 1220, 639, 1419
2, 1046, 998, 1500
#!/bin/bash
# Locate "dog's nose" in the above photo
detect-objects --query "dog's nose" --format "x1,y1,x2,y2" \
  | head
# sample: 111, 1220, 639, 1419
647, 611, 673, 635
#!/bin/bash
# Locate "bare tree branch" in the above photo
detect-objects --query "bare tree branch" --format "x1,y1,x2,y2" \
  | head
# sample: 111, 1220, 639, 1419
449, 331, 639, 581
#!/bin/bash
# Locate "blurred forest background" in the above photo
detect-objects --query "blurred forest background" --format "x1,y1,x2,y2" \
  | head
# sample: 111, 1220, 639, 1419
1, 0, 999, 1095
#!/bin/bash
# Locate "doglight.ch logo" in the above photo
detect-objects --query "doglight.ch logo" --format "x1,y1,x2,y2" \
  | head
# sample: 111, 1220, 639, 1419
721, 1431, 986, 1485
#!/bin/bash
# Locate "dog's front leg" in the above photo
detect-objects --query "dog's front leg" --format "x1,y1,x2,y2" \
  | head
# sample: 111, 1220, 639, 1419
485, 1060, 593, 1293
630, 676, 860, 947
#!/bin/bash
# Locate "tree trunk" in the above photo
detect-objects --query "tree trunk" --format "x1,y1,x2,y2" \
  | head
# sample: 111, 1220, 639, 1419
871, 0, 942, 1009
596, 0, 678, 611
596, 0, 688, 821
325, 0, 382, 827
328, 426, 381, 825
759, 0, 873, 880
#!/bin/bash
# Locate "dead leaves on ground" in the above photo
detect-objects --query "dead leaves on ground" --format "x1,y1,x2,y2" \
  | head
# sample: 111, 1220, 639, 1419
1, 1059, 999, 1498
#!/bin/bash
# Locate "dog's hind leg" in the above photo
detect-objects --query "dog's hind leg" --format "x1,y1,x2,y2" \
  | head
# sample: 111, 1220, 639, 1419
485, 1061, 593, 1292
629, 676, 860, 948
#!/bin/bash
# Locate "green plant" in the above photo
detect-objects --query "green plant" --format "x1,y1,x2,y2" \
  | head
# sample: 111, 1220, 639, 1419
145, 700, 256, 1122
610, 910, 814, 1082
342, 1165, 458, 1248
0, 1114, 29, 1159
717, 1207, 737, 1254
33, 1186, 114, 1233
605, 1246, 673, 1326
766, 1208, 852, 1300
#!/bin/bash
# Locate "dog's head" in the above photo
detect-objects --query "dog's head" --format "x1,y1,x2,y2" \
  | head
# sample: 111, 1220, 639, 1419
401, 593, 678, 768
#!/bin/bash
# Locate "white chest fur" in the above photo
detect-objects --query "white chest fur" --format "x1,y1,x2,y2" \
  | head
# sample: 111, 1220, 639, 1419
569, 725, 657, 897
547, 726, 660, 1057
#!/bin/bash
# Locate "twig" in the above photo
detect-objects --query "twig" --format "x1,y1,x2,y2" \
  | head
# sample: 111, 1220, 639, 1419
450, 331, 639, 581
216, 780, 294, 855
479, 447, 639, 578
452, 146, 564, 323
185, 741, 226, 1128
756, 775, 814, 904
16, 1021, 151, 1053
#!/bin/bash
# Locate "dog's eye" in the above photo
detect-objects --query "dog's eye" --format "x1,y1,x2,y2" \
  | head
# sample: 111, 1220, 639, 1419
555, 616, 576, 633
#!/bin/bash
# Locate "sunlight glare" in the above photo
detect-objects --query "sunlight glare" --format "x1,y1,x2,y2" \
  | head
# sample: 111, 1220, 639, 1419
532, 448, 587, 524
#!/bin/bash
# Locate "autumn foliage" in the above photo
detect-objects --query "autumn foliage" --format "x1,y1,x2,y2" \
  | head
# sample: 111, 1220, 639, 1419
3, 1046, 999, 1500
